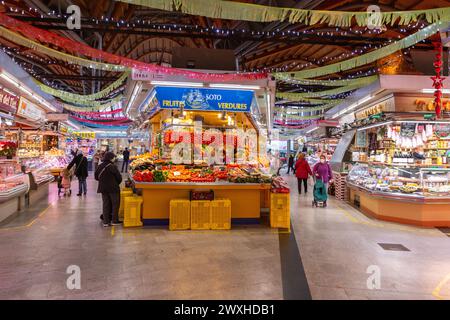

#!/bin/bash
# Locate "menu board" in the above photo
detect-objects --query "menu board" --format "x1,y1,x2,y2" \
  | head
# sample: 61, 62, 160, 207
400, 122, 416, 137
0, 89, 19, 113
355, 130, 367, 148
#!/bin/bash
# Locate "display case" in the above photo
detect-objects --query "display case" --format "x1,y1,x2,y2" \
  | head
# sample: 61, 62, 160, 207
0, 160, 28, 203
347, 163, 450, 198
21, 158, 54, 187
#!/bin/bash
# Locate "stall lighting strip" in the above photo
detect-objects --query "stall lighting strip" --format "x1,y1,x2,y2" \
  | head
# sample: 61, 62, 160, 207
150, 81, 203, 87
0, 72, 57, 112
66, 120, 81, 130
331, 94, 373, 119
209, 83, 261, 90
306, 127, 319, 134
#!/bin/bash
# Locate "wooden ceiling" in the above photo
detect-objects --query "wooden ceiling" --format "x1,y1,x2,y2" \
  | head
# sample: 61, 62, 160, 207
0, 0, 448, 96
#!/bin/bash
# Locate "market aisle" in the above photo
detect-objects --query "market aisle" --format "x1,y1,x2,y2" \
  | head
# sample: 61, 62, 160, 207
0, 177, 284, 300
283, 172, 450, 300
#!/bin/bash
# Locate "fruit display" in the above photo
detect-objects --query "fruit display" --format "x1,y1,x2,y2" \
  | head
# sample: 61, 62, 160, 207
131, 159, 273, 184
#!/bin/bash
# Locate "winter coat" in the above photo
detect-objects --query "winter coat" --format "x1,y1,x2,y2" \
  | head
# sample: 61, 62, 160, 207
295, 158, 312, 179
313, 161, 333, 184
67, 154, 89, 178
95, 160, 122, 194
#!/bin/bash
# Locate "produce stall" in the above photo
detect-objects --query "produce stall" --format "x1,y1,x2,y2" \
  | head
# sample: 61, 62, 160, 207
128, 84, 282, 226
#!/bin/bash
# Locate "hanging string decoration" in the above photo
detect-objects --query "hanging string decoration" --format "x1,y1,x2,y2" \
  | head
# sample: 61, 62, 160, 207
0, 13, 266, 81
116, 0, 450, 27
432, 41, 445, 118
273, 22, 441, 79
36, 72, 129, 102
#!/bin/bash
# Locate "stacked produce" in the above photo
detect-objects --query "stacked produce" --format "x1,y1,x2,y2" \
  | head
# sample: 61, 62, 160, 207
271, 176, 290, 193
131, 158, 273, 184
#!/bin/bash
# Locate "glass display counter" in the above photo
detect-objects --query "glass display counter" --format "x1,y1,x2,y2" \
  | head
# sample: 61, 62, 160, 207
0, 160, 29, 223
346, 163, 450, 227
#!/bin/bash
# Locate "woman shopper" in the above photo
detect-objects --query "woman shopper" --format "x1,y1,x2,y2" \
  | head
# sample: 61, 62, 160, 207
294, 153, 312, 194
95, 151, 122, 227
67, 150, 88, 196
313, 154, 333, 190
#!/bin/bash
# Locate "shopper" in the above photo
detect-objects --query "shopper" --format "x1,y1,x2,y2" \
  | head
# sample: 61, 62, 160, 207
287, 154, 295, 174
93, 150, 102, 172
121, 147, 130, 173
95, 151, 122, 227
295, 153, 312, 194
313, 154, 333, 189
67, 150, 88, 196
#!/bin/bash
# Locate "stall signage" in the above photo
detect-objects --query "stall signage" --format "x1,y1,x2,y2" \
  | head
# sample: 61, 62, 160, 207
435, 124, 450, 138
73, 131, 96, 139
46, 113, 69, 122
355, 97, 394, 120
59, 123, 68, 134
0, 89, 19, 113
155, 87, 253, 112
17, 97, 46, 121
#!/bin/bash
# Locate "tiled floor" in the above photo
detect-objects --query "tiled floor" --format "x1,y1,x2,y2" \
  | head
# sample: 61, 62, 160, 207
0, 172, 449, 300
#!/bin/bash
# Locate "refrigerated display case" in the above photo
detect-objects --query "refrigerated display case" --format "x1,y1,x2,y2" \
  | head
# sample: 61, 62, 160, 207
0, 160, 28, 223
347, 163, 450, 226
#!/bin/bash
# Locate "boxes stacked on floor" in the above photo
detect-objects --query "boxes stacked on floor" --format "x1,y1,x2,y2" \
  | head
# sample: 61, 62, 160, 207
270, 192, 290, 229
169, 199, 191, 230
123, 195, 143, 227
168, 199, 231, 231
333, 172, 349, 201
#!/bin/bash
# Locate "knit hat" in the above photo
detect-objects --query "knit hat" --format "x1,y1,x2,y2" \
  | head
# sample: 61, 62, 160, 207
103, 151, 116, 162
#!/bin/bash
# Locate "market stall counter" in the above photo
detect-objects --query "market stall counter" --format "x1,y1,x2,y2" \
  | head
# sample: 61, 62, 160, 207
134, 181, 271, 224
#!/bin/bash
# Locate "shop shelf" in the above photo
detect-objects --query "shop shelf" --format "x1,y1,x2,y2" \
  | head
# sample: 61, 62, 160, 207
169, 199, 191, 230
211, 199, 231, 230
119, 189, 133, 221
123, 195, 143, 227
270, 193, 290, 229
191, 200, 211, 230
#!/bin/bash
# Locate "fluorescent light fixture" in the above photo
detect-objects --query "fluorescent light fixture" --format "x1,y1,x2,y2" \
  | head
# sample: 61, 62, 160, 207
67, 120, 80, 130
357, 121, 393, 131
266, 93, 271, 128
151, 81, 203, 87
331, 94, 373, 119
306, 127, 319, 134
422, 89, 450, 94
209, 83, 261, 90
3, 88, 16, 97
125, 82, 142, 118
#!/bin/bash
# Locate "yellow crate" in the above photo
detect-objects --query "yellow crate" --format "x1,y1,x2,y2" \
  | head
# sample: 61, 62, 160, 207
191, 200, 211, 230
270, 193, 290, 229
123, 195, 143, 227
211, 199, 231, 230
119, 190, 133, 221
169, 199, 191, 230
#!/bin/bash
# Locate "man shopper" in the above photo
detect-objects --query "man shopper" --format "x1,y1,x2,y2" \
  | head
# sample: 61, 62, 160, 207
121, 147, 130, 173
287, 154, 295, 174
95, 152, 123, 227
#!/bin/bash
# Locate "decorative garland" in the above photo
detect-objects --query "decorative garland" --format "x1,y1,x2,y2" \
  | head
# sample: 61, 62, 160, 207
37, 72, 129, 102
274, 22, 441, 79
62, 98, 122, 112
275, 101, 340, 112
0, 13, 266, 81
70, 115, 129, 123
116, 0, 450, 26
432, 41, 445, 118
72, 109, 124, 116
275, 74, 378, 86
60, 96, 123, 108
274, 113, 324, 120
70, 118, 130, 130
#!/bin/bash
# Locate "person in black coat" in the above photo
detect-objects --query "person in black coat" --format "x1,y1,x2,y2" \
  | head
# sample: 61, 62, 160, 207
95, 151, 122, 227
287, 154, 295, 174
121, 147, 130, 173
67, 150, 89, 196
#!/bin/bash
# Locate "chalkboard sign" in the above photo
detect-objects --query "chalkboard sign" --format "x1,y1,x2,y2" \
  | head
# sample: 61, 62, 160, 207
355, 130, 367, 148
400, 122, 416, 137
435, 124, 450, 138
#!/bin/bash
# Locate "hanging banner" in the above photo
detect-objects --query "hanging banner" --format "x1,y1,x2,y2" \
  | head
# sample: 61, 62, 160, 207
17, 97, 46, 122
0, 88, 19, 113
155, 87, 254, 112
46, 113, 69, 122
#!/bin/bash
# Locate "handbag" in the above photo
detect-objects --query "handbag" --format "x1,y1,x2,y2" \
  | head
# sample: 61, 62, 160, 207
97, 163, 112, 180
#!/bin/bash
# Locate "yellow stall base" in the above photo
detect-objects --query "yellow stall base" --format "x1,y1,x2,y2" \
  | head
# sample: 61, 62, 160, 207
211, 199, 231, 230
270, 193, 290, 229
191, 200, 211, 230
123, 196, 143, 228
119, 190, 133, 221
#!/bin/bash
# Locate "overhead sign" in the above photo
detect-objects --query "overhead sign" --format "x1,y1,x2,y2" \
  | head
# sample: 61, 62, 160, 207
0, 89, 19, 113
17, 97, 45, 121
46, 113, 69, 122
155, 86, 253, 112
73, 132, 96, 139
355, 97, 395, 120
